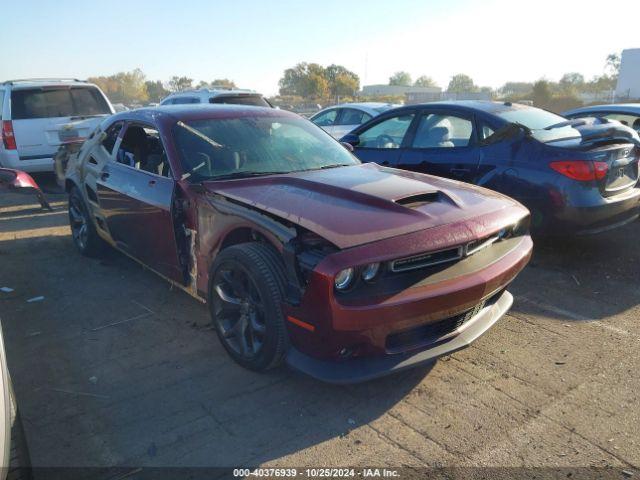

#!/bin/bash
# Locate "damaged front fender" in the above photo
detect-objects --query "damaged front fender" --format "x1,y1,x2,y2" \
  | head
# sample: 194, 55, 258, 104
0, 168, 52, 210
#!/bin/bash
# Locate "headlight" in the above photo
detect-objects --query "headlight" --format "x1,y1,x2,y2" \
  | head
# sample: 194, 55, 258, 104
361, 263, 380, 282
334, 268, 355, 290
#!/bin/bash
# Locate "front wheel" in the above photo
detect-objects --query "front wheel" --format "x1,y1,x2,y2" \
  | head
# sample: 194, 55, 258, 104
209, 243, 288, 371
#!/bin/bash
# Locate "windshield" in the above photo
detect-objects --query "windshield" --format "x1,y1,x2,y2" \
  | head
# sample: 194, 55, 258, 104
497, 107, 581, 143
173, 115, 359, 181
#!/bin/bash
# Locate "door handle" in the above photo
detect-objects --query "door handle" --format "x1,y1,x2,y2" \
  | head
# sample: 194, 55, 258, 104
100, 171, 110, 181
148, 179, 157, 186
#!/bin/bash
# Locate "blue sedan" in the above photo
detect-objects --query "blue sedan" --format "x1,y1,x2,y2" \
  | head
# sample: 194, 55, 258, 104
341, 101, 640, 234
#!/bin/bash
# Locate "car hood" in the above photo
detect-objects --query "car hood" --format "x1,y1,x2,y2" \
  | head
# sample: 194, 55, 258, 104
202, 163, 521, 249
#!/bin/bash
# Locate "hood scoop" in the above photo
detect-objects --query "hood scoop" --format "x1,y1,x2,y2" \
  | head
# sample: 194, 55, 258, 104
394, 192, 440, 208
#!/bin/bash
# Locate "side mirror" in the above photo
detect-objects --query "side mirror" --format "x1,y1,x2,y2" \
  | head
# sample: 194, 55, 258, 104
340, 142, 354, 152
340, 133, 360, 147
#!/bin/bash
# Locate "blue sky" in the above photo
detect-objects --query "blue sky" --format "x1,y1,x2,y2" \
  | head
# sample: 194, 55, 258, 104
2, 0, 639, 95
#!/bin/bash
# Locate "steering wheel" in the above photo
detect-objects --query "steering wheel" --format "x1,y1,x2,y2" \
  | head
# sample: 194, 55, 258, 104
376, 134, 397, 149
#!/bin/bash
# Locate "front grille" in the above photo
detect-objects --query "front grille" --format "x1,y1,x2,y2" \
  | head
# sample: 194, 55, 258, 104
390, 246, 463, 272
386, 300, 487, 352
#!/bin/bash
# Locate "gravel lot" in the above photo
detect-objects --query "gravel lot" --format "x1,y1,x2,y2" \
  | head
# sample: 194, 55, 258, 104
0, 176, 638, 478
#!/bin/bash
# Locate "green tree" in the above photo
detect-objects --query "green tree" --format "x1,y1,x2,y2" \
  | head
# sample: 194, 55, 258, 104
447, 74, 476, 93
278, 62, 356, 99
559, 72, 585, 87
389, 71, 412, 86
210, 78, 237, 88
145, 80, 168, 103
605, 53, 621, 77
325, 64, 359, 99
532, 79, 553, 107
168, 76, 193, 92
88, 68, 148, 104
413, 76, 437, 87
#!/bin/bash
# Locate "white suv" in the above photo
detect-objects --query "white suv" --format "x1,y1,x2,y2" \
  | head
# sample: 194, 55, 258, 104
0, 79, 114, 172
160, 87, 271, 107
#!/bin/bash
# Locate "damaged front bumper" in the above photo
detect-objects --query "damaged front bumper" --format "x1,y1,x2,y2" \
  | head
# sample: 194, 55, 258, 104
286, 290, 513, 383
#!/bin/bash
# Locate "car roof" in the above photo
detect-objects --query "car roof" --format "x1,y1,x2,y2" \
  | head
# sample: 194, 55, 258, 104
563, 103, 640, 116
1, 78, 91, 89
164, 88, 260, 98
407, 100, 531, 114
109, 104, 297, 125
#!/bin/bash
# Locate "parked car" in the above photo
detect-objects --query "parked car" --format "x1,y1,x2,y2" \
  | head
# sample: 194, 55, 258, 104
0, 321, 32, 479
0, 168, 51, 210
563, 103, 640, 133
310, 102, 399, 139
63, 105, 531, 383
0, 79, 114, 173
160, 88, 271, 107
342, 101, 640, 235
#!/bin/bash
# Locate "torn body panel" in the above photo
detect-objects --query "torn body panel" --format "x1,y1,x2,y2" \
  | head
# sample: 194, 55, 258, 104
0, 168, 51, 210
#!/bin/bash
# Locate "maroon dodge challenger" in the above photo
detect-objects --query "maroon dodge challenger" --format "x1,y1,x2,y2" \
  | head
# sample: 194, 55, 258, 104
63, 105, 532, 383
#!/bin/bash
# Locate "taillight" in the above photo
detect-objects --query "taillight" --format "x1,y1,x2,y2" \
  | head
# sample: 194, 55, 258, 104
2, 121, 17, 150
549, 160, 608, 181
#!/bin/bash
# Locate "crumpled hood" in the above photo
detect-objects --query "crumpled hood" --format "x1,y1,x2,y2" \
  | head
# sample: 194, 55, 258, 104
203, 163, 521, 249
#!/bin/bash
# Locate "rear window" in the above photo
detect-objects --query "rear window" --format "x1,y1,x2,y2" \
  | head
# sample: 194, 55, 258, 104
209, 95, 270, 107
169, 97, 200, 105
496, 107, 580, 143
11, 86, 111, 120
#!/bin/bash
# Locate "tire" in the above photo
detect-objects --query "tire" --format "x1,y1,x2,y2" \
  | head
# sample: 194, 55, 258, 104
209, 243, 288, 371
68, 187, 105, 257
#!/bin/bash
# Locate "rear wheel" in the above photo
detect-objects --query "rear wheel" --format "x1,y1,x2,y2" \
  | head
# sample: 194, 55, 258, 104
209, 243, 288, 371
68, 187, 105, 257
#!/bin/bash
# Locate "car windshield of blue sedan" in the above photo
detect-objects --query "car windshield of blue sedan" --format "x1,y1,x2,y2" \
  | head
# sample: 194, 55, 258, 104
497, 108, 581, 143
173, 115, 359, 181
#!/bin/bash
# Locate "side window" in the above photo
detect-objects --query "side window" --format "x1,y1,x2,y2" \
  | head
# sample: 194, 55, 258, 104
412, 113, 473, 149
358, 113, 415, 149
312, 109, 338, 127
101, 122, 123, 154
116, 125, 172, 178
0, 90, 4, 119
480, 123, 495, 141
338, 108, 367, 126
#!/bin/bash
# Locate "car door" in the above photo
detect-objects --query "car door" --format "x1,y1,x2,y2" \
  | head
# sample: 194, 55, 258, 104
333, 108, 372, 139
397, 109, 480, 183
310, 108, 340, 138
350, 110, 417, 166
95, 122, 184, 283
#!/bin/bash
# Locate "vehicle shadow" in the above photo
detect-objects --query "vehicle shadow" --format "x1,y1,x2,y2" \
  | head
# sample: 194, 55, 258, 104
0, 229, 433, 473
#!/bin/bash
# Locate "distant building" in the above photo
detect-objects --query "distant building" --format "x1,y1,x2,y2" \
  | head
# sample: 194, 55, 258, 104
616, 48, 640, 99
361, 84, 441, 98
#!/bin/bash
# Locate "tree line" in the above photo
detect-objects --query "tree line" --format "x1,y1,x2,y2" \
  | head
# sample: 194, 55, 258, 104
87, 69, 238, 105
85, 52, 621, 109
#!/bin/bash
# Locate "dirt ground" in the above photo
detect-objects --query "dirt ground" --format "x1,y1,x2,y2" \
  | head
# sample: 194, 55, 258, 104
0, 175, 638, 478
